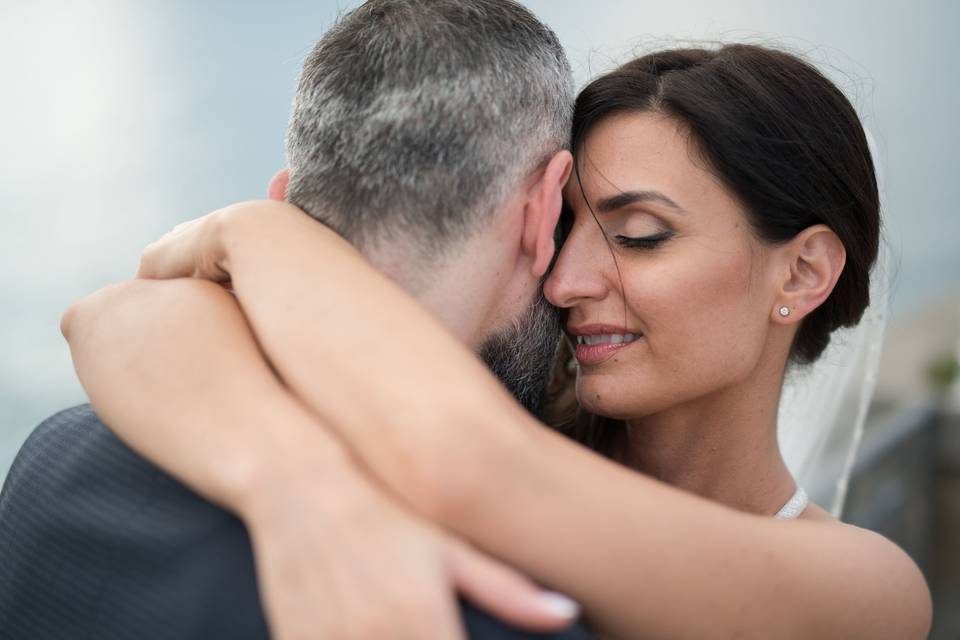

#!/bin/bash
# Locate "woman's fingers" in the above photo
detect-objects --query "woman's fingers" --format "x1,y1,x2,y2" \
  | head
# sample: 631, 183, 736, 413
445, 538, 580, 632
137, 233, 196, 280
138, 219, 225, 282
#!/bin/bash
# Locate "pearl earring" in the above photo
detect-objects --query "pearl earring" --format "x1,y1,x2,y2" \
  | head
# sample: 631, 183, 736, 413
778, 306, 791, 317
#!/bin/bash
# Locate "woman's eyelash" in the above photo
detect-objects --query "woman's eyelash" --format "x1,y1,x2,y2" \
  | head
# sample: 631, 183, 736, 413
614, 230, 674, 249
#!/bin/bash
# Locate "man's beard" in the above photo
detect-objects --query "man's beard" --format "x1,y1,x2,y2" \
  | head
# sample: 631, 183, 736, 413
477, 287, 561, 419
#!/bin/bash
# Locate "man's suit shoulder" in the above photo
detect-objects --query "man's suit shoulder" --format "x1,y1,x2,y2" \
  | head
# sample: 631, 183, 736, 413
0, 404, 269, 639
0, 406, 595, 640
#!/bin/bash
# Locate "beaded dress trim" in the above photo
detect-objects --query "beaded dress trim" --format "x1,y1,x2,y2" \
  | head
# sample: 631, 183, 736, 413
774, 487, 809, 519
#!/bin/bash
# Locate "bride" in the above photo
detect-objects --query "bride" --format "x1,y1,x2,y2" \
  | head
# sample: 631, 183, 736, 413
63, 45, 930, 638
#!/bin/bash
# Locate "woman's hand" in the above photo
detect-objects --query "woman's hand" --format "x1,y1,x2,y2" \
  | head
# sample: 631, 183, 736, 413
137, 200, 306, 283
245, 452, 578, 640
137, 210, 230, 282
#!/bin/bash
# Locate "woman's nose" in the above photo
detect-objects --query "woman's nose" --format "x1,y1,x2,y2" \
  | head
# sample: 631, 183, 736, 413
544, 222, 611, 308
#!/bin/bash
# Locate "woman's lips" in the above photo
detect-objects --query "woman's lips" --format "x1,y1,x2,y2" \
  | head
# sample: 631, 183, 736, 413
574, 340, 640, 365
570, 330, 642, 365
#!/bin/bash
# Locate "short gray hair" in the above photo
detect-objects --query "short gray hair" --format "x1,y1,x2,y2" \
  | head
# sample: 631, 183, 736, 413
286, 0, 573, 265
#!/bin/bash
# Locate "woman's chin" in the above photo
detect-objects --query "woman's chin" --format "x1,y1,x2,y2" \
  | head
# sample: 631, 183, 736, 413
575, 374, 675, 421
576, 385, 642, 420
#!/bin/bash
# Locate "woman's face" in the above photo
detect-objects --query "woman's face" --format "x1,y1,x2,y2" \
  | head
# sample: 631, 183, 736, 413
544, 111, 783, 419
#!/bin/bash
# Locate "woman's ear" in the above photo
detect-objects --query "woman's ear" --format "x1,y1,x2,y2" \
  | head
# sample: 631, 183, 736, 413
522, 151, 573, 278
268, 169, 290, 201
773, 224, 846, 323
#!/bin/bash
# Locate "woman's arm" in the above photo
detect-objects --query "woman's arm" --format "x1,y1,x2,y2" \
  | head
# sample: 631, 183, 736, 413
60, 279, 582, 639
134, 202, 520, 505
120, 201, 931, 639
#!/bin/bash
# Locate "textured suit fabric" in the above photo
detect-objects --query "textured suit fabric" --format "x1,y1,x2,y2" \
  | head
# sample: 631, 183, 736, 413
0, 405, 594, 640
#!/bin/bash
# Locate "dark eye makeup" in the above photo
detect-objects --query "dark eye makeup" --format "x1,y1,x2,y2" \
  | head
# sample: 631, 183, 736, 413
615, 229, 674, 250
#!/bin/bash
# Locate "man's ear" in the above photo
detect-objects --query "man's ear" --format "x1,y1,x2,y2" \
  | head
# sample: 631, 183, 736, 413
773, 224, 846, 323
267, 169, 290, 201
522, 151, 573, 278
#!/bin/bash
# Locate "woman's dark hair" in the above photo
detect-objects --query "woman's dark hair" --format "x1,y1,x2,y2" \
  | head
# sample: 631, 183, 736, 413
545, 44, 881, 457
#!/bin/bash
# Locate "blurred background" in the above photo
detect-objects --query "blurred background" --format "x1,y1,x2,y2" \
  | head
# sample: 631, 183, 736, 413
1, 0, 957, 633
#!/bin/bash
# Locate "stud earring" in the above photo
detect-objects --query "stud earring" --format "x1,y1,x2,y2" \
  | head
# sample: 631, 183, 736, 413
778, 306, 791, 317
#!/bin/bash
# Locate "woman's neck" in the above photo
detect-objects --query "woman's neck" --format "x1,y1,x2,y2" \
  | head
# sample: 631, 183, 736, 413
623, 359, 797, 516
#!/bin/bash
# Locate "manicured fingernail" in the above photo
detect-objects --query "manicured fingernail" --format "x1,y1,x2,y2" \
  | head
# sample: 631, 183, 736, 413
537, 591, 579, 618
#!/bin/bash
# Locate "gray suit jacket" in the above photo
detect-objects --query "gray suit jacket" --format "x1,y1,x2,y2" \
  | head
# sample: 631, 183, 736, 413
0, 405, 594, 639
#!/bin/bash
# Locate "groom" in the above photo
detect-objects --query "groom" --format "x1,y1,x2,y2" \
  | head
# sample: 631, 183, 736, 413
0, 1, 591, 638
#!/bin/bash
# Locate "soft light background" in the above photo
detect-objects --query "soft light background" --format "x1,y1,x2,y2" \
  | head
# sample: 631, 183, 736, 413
1, 0, 958, 479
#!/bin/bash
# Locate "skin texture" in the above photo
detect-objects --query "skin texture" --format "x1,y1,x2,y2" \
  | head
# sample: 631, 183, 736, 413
64, 194, 931, 638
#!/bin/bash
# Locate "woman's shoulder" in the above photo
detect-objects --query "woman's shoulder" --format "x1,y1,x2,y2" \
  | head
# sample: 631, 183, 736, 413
781, 503, 932, 639
799, 502, 925, 584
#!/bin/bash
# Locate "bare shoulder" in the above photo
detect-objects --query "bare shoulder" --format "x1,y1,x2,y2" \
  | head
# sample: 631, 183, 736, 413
791, 501, 933, 639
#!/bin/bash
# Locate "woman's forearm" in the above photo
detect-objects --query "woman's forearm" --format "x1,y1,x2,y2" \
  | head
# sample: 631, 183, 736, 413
217, 204, 527, 515
61, 278, 358, 515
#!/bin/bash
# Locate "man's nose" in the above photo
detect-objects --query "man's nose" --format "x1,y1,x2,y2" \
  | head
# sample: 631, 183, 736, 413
544, 223, 611, 308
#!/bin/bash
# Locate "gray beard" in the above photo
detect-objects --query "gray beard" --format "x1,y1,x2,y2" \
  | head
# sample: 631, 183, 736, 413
477, 287, 561, 419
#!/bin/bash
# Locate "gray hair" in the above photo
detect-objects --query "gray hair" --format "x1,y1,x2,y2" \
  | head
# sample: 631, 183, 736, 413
286, 0, 573, 268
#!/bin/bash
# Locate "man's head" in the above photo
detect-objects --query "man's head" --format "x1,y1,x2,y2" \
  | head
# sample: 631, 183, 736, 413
276, 0, 574, 414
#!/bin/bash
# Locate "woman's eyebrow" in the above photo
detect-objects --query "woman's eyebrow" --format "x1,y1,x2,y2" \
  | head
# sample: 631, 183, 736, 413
595, 190, 687, 214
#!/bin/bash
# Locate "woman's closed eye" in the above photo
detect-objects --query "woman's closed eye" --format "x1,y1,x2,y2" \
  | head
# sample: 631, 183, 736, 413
615, 229, 674, 250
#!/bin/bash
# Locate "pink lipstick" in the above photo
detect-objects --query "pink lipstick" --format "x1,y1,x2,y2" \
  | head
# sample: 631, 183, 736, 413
568, 324, 643, 366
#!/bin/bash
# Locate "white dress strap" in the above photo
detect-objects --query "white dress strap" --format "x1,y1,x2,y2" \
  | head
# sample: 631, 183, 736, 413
774, 487, 809, 519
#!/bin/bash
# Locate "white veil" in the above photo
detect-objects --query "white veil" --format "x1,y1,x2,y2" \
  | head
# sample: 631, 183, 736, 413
778, 245, 889, 516
778, 131, 889, 517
